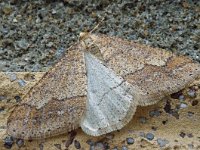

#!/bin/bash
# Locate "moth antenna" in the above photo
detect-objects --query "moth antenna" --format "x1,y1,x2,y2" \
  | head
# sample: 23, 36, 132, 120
89, 17, 105, 34
79, 17, 105, 41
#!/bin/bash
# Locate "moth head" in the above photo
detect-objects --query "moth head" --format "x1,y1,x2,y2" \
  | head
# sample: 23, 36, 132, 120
80, 32, 103, 60
79, 32, 93, 49
79, 32, 89, 40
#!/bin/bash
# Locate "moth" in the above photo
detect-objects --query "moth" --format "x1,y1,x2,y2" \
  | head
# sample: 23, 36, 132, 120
7, 32, 200, 139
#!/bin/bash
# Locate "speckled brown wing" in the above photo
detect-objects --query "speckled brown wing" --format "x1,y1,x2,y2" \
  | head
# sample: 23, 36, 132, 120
84, 33, 200, 106
7, 44, 87, 139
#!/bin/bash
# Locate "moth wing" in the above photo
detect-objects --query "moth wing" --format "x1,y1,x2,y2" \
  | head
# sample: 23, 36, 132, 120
86, 33, 200, 106
7, 44, 87, 139
81, 52, 138, 136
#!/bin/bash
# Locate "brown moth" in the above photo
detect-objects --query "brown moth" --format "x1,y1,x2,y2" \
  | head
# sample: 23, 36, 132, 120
7, 33, 200, 139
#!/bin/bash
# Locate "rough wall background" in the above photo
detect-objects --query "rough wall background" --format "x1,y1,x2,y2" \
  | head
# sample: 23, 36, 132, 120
0, 0, 199, 72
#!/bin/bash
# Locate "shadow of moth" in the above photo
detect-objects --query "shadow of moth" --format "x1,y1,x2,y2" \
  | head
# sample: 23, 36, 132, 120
7, 33, 200, 139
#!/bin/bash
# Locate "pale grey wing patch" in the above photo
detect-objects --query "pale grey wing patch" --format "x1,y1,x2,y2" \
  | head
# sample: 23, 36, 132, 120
81, 53, 138, 136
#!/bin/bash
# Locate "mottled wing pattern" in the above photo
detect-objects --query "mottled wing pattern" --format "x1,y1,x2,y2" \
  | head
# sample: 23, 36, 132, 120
7, 44, 87, 139
85, 33, 200, 106
81, 52, 138, 136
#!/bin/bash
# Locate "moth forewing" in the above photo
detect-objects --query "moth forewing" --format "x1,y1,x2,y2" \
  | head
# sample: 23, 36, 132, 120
7, 44, 87, 139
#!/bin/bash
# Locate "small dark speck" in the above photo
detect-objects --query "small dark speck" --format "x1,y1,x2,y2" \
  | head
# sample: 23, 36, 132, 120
74, 140, 81, 149
14, 95, 21, 102
179, 132, 186, 138
47, 129, 51, 132
65, 130, 77, 148
191, 100, 198, 106
162, 120, 168, 125
0, 107, 5, 112
4, 136, 14, 149
171, 91, 183, 99
28, 138, 33, 142
174, 140, 178, 142
151, 126, 157, 131
164, 101, 171, 114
